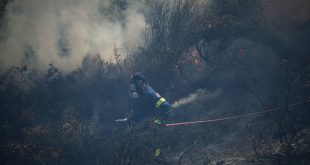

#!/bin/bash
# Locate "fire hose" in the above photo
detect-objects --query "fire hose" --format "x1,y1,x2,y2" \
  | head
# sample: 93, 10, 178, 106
165, 99, 309, 127
115, 99, 309, 127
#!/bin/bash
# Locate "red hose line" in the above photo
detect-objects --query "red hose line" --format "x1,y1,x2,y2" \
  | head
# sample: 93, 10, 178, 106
165, 100, 309, 127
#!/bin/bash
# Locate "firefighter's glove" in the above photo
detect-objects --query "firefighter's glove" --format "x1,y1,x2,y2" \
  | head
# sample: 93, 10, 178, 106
153, 119, 162, 126
154, 148, 161, 157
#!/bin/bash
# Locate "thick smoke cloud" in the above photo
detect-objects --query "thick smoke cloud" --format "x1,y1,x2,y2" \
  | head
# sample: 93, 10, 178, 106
0, 0, 309, 73
0, 0, 146, 72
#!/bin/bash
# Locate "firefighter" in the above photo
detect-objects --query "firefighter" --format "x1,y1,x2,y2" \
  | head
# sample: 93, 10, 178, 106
129, 72, 171, 126
114, 72, 171, 159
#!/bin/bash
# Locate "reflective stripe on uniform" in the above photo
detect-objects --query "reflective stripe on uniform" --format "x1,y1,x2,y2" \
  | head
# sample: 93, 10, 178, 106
156, 97, 166, 108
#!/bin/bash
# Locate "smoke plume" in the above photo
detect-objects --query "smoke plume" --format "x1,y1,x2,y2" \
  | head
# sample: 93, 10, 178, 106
0, 0, 147, 72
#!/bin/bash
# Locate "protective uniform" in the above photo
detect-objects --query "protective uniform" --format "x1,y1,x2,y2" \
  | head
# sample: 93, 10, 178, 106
130, 72, 170, 123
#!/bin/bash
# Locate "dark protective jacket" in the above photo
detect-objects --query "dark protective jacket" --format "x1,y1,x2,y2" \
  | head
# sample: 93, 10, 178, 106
131, 84, 170, 122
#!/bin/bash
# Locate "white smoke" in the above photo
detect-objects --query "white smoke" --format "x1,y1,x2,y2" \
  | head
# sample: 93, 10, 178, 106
172, 88, 222, 108
0, 0, 147, 72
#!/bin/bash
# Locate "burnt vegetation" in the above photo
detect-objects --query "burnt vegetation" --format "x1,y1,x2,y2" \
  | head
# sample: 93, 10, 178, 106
1, 0, 310, 164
